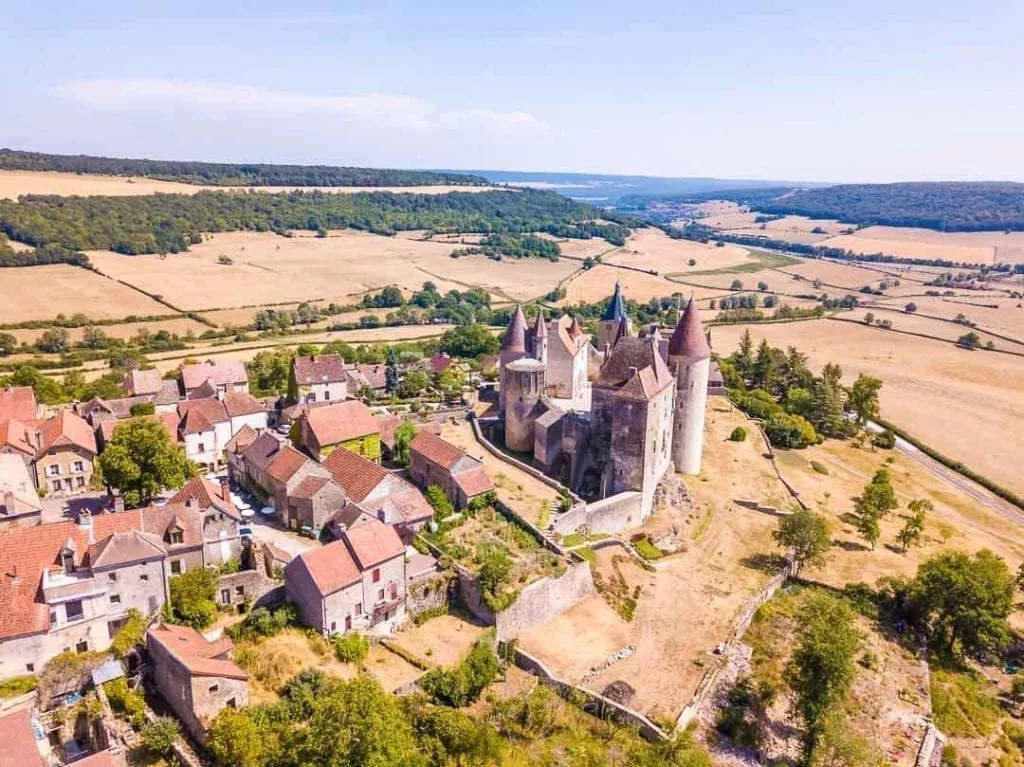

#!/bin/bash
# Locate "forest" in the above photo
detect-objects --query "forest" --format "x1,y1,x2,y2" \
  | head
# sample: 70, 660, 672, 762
0, 148, 486, 187
0, 188, 638, 259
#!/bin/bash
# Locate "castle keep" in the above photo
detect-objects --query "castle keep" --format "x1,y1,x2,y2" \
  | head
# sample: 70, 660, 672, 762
497, 283, 710, 521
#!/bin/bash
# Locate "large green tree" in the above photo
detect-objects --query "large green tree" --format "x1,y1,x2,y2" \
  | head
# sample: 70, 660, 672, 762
96, 417, 193, 507
167, 567, 218, 630
773, 509, 832, 576
438, 324, 499, 359
847, 374, 883, 426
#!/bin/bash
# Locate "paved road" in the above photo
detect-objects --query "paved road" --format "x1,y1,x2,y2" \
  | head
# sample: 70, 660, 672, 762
245, 513, 319, 559
865, 421, 1024, 526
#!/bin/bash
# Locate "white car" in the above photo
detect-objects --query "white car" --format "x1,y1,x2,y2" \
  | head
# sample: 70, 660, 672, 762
258, 506, 276, 517
240, 508, 256, 519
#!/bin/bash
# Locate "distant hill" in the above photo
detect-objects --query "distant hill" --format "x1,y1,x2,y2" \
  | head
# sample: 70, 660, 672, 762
0, 148, 488, 188
756, 182, 1024, 232
443, 170, 801, 203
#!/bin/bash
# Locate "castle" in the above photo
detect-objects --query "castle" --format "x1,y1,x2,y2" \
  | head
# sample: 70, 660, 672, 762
497, 282, 711, 522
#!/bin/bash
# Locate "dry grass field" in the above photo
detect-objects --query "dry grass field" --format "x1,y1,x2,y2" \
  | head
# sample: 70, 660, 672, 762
818, 226, 1024, 265
606, 228, 753, 274
0, 264, 171, 323
871, 294, 1024, 340
88, 230, 578, 310
843, 309, 1024, 349
560, 264, 720, 306
0, 170, 496, 199
776, 259, 897, 291
712, 319, 1024, 498
8, 317, 208, 345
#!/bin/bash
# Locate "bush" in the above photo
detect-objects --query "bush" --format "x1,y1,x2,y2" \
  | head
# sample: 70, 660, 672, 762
110, 609, 148, 658
420, 638, 500, 707
425, 485, 454, 520
104, 678, 147, 729
141, 717, 180, 757
413, 606, 450, 626
729, 426, 747, 442
333, 633, 369, 663
0, 674, 38, 699
809, 460, 829, 475
167, 566, 218, 629
226, 603, 299, 643
872, 429, 896, 449
764, 412, 819, 449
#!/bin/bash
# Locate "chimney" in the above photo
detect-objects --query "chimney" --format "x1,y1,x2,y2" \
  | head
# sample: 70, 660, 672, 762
1, 491, 13, 514
186, 497, 197, 512
8, 564, 19, 586
219, 476, 231, 500
78, 509, 94, 544
112, 493, 125, 514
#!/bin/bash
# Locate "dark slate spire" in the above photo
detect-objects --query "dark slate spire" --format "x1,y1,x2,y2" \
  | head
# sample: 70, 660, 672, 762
668, 297, 711, 360
532, 309, 547, 338
501, 305, 528, 353
601, 281, 627, 321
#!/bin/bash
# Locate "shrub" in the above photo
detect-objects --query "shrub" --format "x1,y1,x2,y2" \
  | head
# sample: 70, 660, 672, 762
413, 606, 449, 626
104, 678, 147, 729
226, 603, 299, 642
872, 429, 896, 449
141, 717, 180, 757
764, 412, 819, 449
110, 608, 148, 657
167, 566, 218, 629
420, 638, 500, 707
425, 485, 454, 520
729, 426, 747, 442
0, 674, 38, 699
333, 633, 369, 663
633, 537, 663, 561
809, 460, 829, 475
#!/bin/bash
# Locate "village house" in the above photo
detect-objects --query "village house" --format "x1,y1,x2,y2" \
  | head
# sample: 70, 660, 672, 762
0, 453, 43, 530
147, 623, 248, 743
237, 433, 333, 528
179, 360, 249, 399
121, 368, 164, 398
0, 511, 169, 680
285, 518, 406, 636
0, 417, 39, 467
176, 393, 267, 471
346, 363, 388, 396
0, 385, 37, 422
295, 400, 380, 462
34, 410, 98, 496
323, 447, 432, 539
288, 354, 349, 405
374, 414, 441, 463
408, 431, 495, 509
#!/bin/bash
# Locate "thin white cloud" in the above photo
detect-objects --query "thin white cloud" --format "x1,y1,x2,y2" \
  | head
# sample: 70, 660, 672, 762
57, 79, 548, 135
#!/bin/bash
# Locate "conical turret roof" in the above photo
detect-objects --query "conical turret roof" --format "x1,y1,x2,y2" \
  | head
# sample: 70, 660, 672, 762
601, 281, 627, 321
501, 305, 528, 353
668, 298, 710, 360
568, 316, 583, 339
532, 309, 547, 338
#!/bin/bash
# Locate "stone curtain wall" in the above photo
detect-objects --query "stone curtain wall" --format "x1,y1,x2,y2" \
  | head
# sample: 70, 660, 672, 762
407, 572, 452, 618
550, 491, 644, 536
495, 561, 595, 642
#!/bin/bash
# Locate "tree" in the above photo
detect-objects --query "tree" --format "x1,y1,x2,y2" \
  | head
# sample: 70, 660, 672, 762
397, 369, 430, 399
764, 412, 819, 449
896, 511, 925, 553
0, 332, 16, 356
110, 608, 148, 658
246, 348, 292, 395
141, 717, 180, 758
862, 312, 875, 325
4, 364, 66, 404
425, 485, 454, 520
785, 593, 860, 756
435, 366, 466, 400
167, 566, 218, 629
847, 374, 882, 426
734, 329, 755, 378
82, 326, 109, 349
773, 509, 832, 576
956, 331, 981, 350
852, 506, 881, 550
439, 324, 499, 358
96, 417, 193, 507
294, 302, 320, 326
904, 302, 918, 314
757, 281, 769, 291
394, 420, 416, 465
730, 279, 744, 290
912, 549, 1014, 656
37, 327, 71, 353
207, 708, 268, 767
810, 363, 852, 439
385, 346, 400, 395
859, 469, 898, 519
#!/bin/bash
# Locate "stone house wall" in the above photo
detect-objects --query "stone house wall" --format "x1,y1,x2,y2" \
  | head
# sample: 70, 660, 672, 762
188, 674, 247, 741
36, 445, 94, 496
406, 572, 452, 618
215, 570, 280, 610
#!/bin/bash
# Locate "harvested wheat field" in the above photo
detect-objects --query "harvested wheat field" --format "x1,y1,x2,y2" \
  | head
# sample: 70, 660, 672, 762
520, 402, 784, 720
0, 264, 171, 323
713, 319, 1024, 498
819, 226, 1024, 265
561, 264, 719, 306
606, 228, 753, 274
8, 317, 208, 346
88, 230, 578, 309
776, 259, 896, 291
847, 307, 1024, 349
871, 295, 1024, 341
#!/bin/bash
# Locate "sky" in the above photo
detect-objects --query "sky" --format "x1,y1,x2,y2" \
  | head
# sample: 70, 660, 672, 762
2, 0, 1022, 183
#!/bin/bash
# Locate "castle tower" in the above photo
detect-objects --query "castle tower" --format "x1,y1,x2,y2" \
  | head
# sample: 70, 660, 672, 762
597, 281, 630, 350
504, 358, 546, 452
531, 309, 548, 364
667, 298, 710, 475
567, 316, 583, 341
499, 305, 528, 415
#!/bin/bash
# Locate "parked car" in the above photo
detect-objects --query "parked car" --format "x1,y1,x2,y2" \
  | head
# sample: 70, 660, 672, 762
258, 506, 275, 517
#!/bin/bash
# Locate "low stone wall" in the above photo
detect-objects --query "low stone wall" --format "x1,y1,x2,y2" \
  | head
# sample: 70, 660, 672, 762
550, 492, 643, 536
732, 405, 810, 511
511, 647, 668, 742
217, 570, 284, 610
407, 572, 453, 618
495, 561, 595, 642
493, 498, 562, 556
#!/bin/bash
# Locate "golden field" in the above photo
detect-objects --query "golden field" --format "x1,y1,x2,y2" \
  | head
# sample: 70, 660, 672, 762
0, 264, 171, 323
818, 226, 1024, 265
559, 264, 722, 305
8, 317, 209, 345
606, 227, 753, 273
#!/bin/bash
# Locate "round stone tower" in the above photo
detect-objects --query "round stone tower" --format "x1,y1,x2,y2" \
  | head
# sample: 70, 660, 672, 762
504, 357, 546, 453
667, 298, 710, 475
499, 305, 528, 415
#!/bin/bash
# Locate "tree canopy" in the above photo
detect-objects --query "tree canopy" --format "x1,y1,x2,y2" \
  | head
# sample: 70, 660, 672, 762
95, 416, 194, 507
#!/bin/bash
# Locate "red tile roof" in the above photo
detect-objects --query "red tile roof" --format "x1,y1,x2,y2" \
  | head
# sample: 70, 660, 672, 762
224, 424, 259, 454
0, 419, 37, 457
88, 531, 166, 569
322, 447, 388, 503
292, 354, 347, 385
387, 487, 433, 524
35, 410, 97, 457
453, 465, 495, 498
180, 360, 248, 391
342, 518, 404, 569
73, 750, 125, 767
668, 297, 711, 360
409, 431, 465, 470
0, 708, 45, 767
122, 369, 163, 397
304, 401, 378, 448
177, 399, 229, 432
292, 539, 361, 596
147, 624, 247, 680
240, 432, 281, 472
264, 445, 310, 484
355, 364, 387, 390
291, 475, 331, 501
171, 476, 240, 520
0, 512, 143, 639
376, 415, 440, 450
223, 392, 265, 418
0, 386, 37, 423
140, 502, 205, 549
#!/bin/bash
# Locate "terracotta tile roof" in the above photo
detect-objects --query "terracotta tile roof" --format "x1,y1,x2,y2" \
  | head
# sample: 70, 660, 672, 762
140, 502, 204, 549
0, 419, 37, 457
453, 465, 495, 498
323, 447, 387, 503
225, 424, 259, 454
171, 476, 240, 520
122, 369, 163, 397
500, 305, 527, 353
241, 432, 281, 471
376, 415, 440, 450
0, 512, 142, 639
154, 380, 181, 406
342, 519, 404, 569
355, 364, 387, 390
186, 380, 218, 401
292, 354, 347, 385
35, 410, 97, 457
386, 487, 433, 524
0, 708, 45, 767
0, 386, 37, 423
264, 445, 310, 484
428, 353, 454, 374
73, 750, 125, 767
0, 454, 42, 517
177, 399, 229, 433
147, 624, 247, 680
88, 530, 166, 569
180, 360, 248, 391
304, 401, 378, 448
597, 336, 668, 390
291, 539, 361, 596
292, 475, 331, 501
409, 431, 465, 470
223, 392, 265, 418
331, 502, 374, 530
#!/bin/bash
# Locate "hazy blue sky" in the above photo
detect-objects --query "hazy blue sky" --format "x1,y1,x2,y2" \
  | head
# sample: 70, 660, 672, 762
3, 0, 1021, 182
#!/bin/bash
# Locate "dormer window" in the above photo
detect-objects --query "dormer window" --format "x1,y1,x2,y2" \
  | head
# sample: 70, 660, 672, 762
169, 530, 184, 545
62, 551, 75, 574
